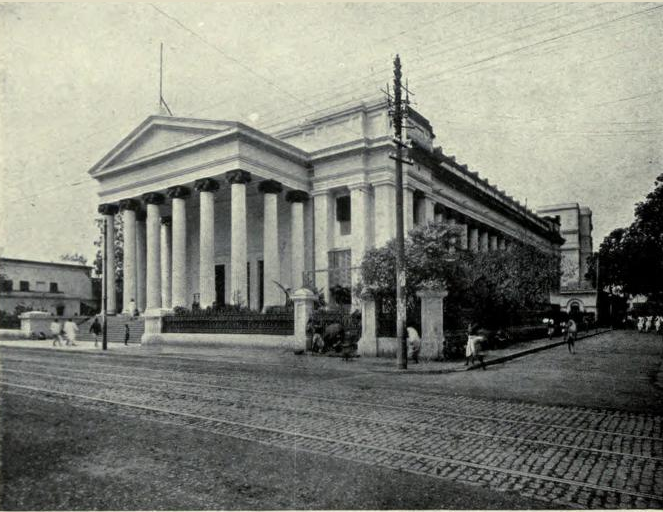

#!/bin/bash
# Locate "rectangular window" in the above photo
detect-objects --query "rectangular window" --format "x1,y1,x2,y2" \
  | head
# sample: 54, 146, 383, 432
0, 279, 12, 292
20, 281, 30, 292
336, 195, 351, 235
50, 282, 59, 293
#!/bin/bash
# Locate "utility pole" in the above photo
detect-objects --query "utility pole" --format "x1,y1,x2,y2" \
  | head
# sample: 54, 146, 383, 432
102, 217, 108, 351
389, 55, 409, 370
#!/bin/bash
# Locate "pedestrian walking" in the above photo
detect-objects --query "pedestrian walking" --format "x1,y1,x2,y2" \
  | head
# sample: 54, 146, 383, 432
124, 324, 130, 346
567, 319, 577, 354
560, 320, 567, 341
407, 325, 421, 364
63, 318, 79, 346
50, 318, 63, 347
89, 317, 102, 348
546, 318, 555, 340
465, 323, 486, 370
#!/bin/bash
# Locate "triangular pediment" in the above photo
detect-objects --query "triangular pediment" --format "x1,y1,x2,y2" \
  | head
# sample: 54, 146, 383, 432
89, 116, 237, 175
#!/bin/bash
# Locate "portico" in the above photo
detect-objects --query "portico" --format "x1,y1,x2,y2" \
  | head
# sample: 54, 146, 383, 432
89, 99, 563, 347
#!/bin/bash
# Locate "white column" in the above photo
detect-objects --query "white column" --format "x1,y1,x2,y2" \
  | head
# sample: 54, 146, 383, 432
373, 182, 396, 247
160, 216, 172, 309
404, 187, 415, 234
469, 227, 479, 252
350, 184, 370, 290
195, 179, 219, 309
458, 221, 469, 250
498, 237, 507, 251
135, 211, 147, 313
120, 200, 138, 314
313, 191, 332, 294
480, 230, 489, 252
287, 190, 308, 291
168, 186, 190, 308
98, 204, 118, 315
259, 180, 282, 309
143, 195, 163, 311
424, 196, 435, 225
227, 170, 251, 306
490, 234, 499, 251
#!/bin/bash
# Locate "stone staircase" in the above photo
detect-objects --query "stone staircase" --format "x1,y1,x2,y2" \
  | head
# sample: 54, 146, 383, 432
76, 315, 145, 344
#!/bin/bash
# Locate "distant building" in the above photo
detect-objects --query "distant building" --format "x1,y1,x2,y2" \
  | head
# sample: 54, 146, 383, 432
0, 258, 98, 317
537, 203, 597, 316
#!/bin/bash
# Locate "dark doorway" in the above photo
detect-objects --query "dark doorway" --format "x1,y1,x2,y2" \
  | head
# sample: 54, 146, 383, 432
215, 265, 225, 306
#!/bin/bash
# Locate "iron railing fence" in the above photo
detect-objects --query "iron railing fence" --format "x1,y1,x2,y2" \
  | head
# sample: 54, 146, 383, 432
163, 311, 294, 335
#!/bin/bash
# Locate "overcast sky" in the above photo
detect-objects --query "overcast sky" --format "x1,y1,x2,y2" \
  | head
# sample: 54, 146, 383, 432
1, 2, 662, 264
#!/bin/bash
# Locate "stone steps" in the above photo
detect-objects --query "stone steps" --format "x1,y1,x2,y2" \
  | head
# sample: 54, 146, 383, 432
76, 315, 145, 344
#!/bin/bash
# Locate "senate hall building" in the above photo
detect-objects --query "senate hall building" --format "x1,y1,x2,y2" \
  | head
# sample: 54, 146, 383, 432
89, 98, 570, 345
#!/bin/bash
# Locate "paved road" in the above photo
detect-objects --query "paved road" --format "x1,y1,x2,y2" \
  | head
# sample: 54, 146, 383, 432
1, 330, 662, 509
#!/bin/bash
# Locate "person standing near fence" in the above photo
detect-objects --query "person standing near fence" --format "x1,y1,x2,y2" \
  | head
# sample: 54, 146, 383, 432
406, 325, 421, 364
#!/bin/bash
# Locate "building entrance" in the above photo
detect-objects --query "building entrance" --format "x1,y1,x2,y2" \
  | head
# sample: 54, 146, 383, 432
215, 265, 225, 306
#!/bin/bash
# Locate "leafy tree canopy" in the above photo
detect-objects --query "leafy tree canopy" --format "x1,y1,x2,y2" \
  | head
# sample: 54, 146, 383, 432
587, 173, 663, 299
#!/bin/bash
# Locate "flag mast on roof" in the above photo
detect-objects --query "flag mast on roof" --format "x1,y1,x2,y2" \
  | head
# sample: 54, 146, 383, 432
159, 42, 173, 116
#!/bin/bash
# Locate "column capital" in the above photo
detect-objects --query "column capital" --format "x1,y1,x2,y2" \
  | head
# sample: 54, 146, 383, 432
119, 198, 140, 212
98, 203, 119, 216
136, 210, 147, 222
226, 169, 252, 185
285, 190, 309, 203
166, 186, 190, 199
160, 215, 172, 226
194, 178, 220, 192
142, 192, 165, 205
258, 179, 283, 195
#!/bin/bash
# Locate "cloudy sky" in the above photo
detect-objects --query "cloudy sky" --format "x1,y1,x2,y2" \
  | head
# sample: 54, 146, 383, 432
1, 2, 662, 264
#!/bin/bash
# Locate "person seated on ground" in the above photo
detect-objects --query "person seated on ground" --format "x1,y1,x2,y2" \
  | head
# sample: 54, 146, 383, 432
340, 335, 355, 362
406, 325, 421, 364
311, 332, 324, 353
323, 323, 345, 353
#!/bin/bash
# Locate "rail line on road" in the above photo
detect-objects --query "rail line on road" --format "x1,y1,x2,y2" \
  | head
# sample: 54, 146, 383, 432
6, 365, 662, 465
3, 353, 661, 443
3, 381, 662, 509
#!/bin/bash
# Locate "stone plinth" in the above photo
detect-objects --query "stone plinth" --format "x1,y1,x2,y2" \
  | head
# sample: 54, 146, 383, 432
20, 311, 53, 337
141, 308, 172, 344
416, 287, 449, 360
292, 288, 316, 352
358, 292, 377, 357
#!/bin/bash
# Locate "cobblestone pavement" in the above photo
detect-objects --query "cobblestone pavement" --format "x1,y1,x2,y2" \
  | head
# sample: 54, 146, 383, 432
2, 331, 662, 509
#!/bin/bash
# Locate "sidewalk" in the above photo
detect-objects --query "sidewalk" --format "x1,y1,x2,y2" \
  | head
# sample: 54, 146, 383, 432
0, 329, 611, 374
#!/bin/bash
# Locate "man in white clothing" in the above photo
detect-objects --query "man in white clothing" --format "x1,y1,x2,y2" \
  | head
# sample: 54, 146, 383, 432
63, 318, 79, 346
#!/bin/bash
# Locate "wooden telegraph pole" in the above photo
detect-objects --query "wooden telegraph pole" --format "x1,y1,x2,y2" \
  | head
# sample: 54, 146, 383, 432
102, 217, 108, 351
388, 55, 410, 370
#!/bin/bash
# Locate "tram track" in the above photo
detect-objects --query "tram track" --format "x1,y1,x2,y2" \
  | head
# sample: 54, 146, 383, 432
3, 354, 661, 444
3, 381, 662, 508
5, 365, 662, 465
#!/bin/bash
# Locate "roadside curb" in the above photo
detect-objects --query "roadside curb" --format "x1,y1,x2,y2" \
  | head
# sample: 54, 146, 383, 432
465, 328, 612, 371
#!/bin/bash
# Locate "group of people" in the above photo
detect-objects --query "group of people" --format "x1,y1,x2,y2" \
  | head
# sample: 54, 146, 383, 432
635, 316, 663, 334
49, 317, 82, 347
545, 318, 579, 354
49, 317, 131, 348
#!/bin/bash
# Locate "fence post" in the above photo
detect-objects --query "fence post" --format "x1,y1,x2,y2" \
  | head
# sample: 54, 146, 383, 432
141, 309, 170, 344
358, 289, 377, 356
416, 286, 449, 360
292, 288, 316, 352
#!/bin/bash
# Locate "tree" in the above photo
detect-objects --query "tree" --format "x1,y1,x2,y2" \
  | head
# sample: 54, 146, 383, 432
60, 253, 88, 266
588, 174, 663, 300
360, 222, 560, 329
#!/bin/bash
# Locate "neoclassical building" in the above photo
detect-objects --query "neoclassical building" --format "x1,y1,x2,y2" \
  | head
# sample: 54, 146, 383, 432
90, 98, 564, 319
